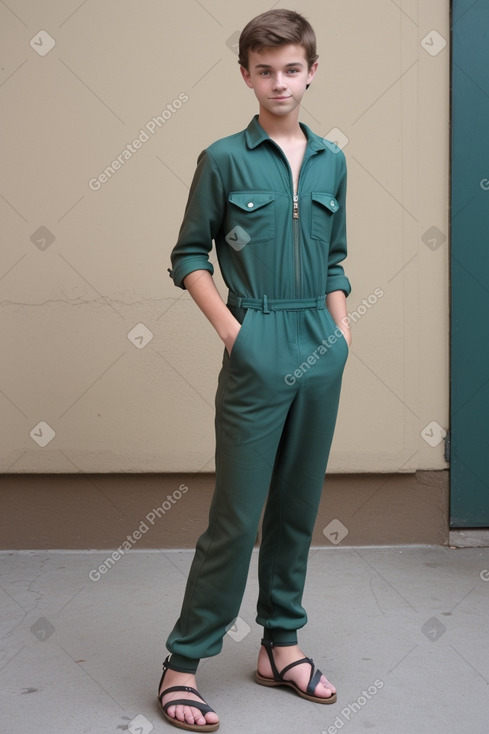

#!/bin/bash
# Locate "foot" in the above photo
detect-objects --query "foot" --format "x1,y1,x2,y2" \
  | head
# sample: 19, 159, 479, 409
257, 643, 336, 700
159, 668, 219, 728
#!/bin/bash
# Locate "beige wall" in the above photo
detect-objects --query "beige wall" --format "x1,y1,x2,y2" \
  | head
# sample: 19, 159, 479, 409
1, 0, 449, 474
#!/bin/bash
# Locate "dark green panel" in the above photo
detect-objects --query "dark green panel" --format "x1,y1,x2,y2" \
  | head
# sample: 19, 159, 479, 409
450, 0, 489, 525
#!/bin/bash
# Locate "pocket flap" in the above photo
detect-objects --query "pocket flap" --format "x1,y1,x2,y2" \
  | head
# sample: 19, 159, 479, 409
229, 191, 275, 212
311, 192, 339, 213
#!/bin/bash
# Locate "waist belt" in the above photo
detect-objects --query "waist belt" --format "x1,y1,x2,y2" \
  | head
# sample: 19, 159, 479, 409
227, 293, 325, 314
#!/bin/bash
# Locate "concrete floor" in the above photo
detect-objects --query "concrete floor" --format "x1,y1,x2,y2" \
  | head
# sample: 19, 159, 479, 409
1, 545, 488, 734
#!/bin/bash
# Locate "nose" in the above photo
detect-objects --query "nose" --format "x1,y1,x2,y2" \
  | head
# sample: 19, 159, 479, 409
272, 73, 287, 91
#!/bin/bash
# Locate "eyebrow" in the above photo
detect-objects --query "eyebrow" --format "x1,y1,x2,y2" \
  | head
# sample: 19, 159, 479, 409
254, 62, 305, 69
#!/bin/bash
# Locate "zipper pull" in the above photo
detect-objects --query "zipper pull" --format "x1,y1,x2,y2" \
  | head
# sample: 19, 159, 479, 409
293, 195, 299, 219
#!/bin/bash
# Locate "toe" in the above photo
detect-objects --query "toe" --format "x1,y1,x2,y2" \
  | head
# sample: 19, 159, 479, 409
175, 705, 188, 723
205, 711, 220, 725
318, 674, 336, 697
188, 706, 204, 725
182, 705, 218, 727
188, 705, 202, 724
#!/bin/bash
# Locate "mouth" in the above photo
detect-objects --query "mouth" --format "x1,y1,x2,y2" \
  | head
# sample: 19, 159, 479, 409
270, 96, 292, 101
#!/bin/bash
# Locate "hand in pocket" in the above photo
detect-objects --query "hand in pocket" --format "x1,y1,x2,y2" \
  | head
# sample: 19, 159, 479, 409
225, 320, 242, 356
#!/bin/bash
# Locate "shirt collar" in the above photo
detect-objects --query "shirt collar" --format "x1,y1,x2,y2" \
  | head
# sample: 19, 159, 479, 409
245, 114, 325, 153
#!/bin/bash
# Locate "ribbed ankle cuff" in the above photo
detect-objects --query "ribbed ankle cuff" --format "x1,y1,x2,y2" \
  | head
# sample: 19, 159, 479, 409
165, 653, 200, 673
262, 628, 298, 646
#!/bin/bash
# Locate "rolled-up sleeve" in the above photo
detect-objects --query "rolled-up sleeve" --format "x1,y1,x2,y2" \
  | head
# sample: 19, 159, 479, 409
168, 149, 225, 289
325, 153, 351, 297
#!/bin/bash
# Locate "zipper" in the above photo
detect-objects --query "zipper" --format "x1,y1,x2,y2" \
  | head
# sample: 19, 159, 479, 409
268, 139, 312, 300
292, 194, 300, 298
291, 155, 312, 299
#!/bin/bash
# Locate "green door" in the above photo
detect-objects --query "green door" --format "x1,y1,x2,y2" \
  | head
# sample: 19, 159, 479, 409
450, 0, 489, 526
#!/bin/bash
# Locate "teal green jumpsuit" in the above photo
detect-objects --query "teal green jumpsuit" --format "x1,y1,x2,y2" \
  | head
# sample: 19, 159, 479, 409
166, 115, 351, 672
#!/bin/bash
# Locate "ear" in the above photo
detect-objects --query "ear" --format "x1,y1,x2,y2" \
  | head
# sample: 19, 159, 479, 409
240, 65, 254, 89
306, 61, 319, 88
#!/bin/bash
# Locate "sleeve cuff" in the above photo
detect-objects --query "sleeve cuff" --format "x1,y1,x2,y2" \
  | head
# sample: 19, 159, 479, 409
326, 275, 351, 297
168, 258, 215, 290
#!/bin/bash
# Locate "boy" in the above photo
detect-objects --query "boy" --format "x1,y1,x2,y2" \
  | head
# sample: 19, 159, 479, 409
158, 9, 351, 731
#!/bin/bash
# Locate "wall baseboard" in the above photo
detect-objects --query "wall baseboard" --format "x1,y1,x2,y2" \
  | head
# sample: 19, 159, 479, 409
0, 470, 449, 549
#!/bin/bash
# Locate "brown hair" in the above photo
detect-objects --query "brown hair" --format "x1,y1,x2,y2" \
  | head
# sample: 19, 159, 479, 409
238, 9, 318, 70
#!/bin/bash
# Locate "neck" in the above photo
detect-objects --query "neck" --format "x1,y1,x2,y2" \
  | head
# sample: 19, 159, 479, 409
257, 107, 303, 141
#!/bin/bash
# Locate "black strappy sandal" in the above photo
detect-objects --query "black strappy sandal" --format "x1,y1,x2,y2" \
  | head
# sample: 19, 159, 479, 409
157, 656, 219, 732
255, 639, 337, 704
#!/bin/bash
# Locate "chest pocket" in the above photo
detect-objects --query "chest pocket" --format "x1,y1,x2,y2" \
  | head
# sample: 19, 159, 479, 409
311, 192, 339, 243
226, 191, 275, 246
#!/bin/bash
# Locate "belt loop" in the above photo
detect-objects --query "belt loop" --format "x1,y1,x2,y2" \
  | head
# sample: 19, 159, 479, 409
317, 296, 325, 309
228, 293, 242, 308
263, 294, 270, 314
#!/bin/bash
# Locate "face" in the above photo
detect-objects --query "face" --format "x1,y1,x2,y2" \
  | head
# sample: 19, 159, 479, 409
240, 44, 318, 117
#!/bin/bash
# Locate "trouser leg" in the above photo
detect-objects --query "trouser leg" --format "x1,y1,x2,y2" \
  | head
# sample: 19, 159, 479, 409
166, 324, 292, 665
257, 308, 348, 636
166, 445, 271, 665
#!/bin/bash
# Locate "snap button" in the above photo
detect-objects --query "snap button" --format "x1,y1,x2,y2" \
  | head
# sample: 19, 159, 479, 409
247, 202, 254, 208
